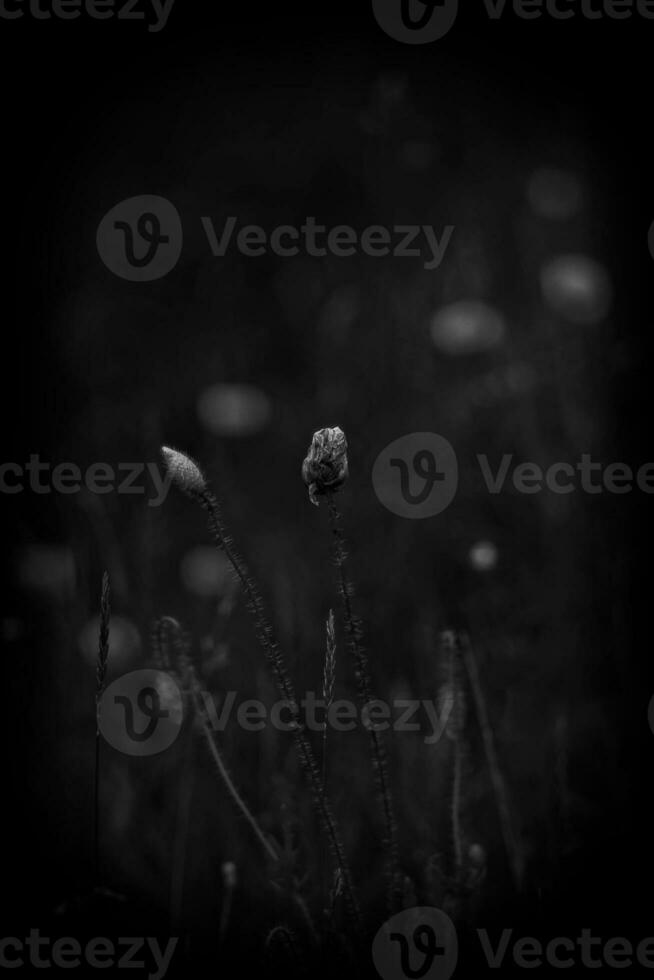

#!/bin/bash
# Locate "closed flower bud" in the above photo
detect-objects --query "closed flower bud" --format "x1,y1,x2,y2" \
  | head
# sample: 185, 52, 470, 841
302, 426, 349, 506
161, 446, 207, 495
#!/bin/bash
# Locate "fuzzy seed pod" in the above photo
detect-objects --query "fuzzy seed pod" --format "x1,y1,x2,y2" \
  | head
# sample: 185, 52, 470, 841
301, 426, 349, 506
161, 446, 207, 496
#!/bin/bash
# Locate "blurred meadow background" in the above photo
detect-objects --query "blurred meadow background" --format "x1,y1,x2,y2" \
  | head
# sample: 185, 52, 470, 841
3, 18, 653, 978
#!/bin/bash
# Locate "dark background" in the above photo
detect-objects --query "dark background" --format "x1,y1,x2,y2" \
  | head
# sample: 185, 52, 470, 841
2, 2, 654, 976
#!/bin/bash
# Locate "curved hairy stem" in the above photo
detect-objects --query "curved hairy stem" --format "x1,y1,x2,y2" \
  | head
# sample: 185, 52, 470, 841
192, 487, 362, 931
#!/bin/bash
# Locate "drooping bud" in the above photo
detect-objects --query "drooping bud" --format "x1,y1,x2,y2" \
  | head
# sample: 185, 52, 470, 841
161, 445, 207, 496
301, 426, 349, 506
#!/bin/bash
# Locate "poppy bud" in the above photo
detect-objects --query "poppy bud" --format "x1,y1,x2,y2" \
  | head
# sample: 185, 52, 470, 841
301, 427, 349, 506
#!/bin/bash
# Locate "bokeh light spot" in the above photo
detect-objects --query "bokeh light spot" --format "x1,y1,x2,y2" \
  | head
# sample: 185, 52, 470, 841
180, 545, 234, 598
540, 255, 612, 325
527, 167, 583, 220
17, 545, 76, 598
430, 300, 506, 355
469, 540, 499, 572
78, 614, 141, 670
197, 383, 271, 437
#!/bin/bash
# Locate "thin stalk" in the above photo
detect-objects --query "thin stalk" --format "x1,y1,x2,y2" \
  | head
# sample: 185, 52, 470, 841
443, 629, 464, 880
192, 487, 362, 930
194, 682, 319, 945
169, 732, 195, 933
459, 633, 523, 891
195, 685, 279, 863
326, 493, 400, 913
218, 880, 234, 944
451, 739, 463, 876
94, 571, 110, 884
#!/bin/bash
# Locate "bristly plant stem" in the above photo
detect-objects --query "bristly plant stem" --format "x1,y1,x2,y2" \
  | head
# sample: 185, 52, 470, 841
459, 632, 523, 891
322, 610, 336, 789
95, 571, 110, 884
326, 493, 401, 914
191, 486, 362, 932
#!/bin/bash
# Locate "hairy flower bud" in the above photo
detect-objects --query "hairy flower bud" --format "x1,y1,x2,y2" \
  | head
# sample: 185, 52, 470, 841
302, 426, 349, 506
161, 445, 207, 496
